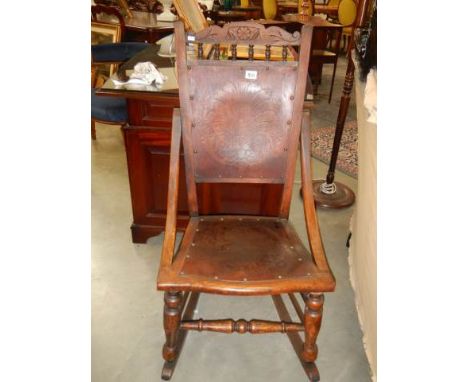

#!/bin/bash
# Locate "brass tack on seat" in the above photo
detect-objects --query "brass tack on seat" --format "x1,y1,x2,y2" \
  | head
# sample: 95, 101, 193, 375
196, 228, 199, 232
298, 258, 303, 261
243, 278, 248, 281
194, 149, 198, 153
307, 272, 311, 276
278, 275, 282, 279
214, 276, 218, 280
290, 246, 294, 249
220, 217, 224, 221
191, 243, 196, 246
238, 217, 243, 221
180, 271, 185, 275
200, 218, 204, 221
186, 255, 191, 258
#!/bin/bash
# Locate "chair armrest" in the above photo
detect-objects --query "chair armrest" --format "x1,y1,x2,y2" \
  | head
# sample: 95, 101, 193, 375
300, 110, 333, 272
160, 108, 183, 268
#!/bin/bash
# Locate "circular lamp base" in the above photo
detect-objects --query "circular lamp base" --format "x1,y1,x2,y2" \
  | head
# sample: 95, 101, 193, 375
310, 180, 355, 209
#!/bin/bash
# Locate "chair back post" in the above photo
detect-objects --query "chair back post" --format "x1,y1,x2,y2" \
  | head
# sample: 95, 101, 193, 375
174, 21, 200, 215
174, 21, 314, 219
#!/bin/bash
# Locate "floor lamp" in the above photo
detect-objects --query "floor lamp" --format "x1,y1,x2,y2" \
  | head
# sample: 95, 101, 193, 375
312, 0, 370, 209
312, 56, 356, 208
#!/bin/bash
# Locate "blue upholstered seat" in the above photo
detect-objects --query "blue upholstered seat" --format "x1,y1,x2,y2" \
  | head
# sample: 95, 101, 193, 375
92, 42, 149, 63
91, 42, 148, 138
91, 88, 127, 122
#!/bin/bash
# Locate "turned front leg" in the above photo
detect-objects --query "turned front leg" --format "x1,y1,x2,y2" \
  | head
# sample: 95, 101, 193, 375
163, 291, 183, 362
302, 293, 324, 362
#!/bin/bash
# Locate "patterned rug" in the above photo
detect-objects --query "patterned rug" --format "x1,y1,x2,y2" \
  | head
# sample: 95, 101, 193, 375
310, 121, 358, 179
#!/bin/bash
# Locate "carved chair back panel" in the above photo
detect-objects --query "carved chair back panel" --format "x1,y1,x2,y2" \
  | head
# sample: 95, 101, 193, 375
188, 64, 297, 183
175, 21, 313, 216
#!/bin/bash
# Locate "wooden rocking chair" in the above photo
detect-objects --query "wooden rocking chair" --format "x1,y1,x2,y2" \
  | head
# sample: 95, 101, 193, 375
157, 21, 336, 381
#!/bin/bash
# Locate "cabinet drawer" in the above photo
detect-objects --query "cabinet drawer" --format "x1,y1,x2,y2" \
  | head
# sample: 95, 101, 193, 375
127, 96, 180, 128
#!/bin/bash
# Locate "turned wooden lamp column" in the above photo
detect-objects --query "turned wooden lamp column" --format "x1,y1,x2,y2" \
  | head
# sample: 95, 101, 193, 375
312, 0, 370, 208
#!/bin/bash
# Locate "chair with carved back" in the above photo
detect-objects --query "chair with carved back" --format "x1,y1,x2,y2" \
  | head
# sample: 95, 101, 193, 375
157, 21, 336, 381
337, 0, 357, 53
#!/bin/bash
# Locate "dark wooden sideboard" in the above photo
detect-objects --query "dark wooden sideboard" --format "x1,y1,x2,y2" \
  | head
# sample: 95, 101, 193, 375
97, 46, 284, 243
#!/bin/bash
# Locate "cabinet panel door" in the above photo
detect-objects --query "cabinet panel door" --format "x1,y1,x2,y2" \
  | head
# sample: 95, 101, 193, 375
124, 127, 189, 227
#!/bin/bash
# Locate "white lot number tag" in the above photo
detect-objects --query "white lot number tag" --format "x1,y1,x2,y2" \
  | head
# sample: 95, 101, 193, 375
245, 70, 257, 80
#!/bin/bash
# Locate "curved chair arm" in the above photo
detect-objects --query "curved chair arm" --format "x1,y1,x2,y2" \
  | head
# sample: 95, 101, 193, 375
160, 108, 183, 269
300, 109, 333, 272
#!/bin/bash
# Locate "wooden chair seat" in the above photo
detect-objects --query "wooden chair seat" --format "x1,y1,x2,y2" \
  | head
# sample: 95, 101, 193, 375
158, 215, 335, 295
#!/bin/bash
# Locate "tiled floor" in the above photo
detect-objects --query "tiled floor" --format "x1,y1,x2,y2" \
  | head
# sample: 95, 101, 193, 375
92, 54, 371, 381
